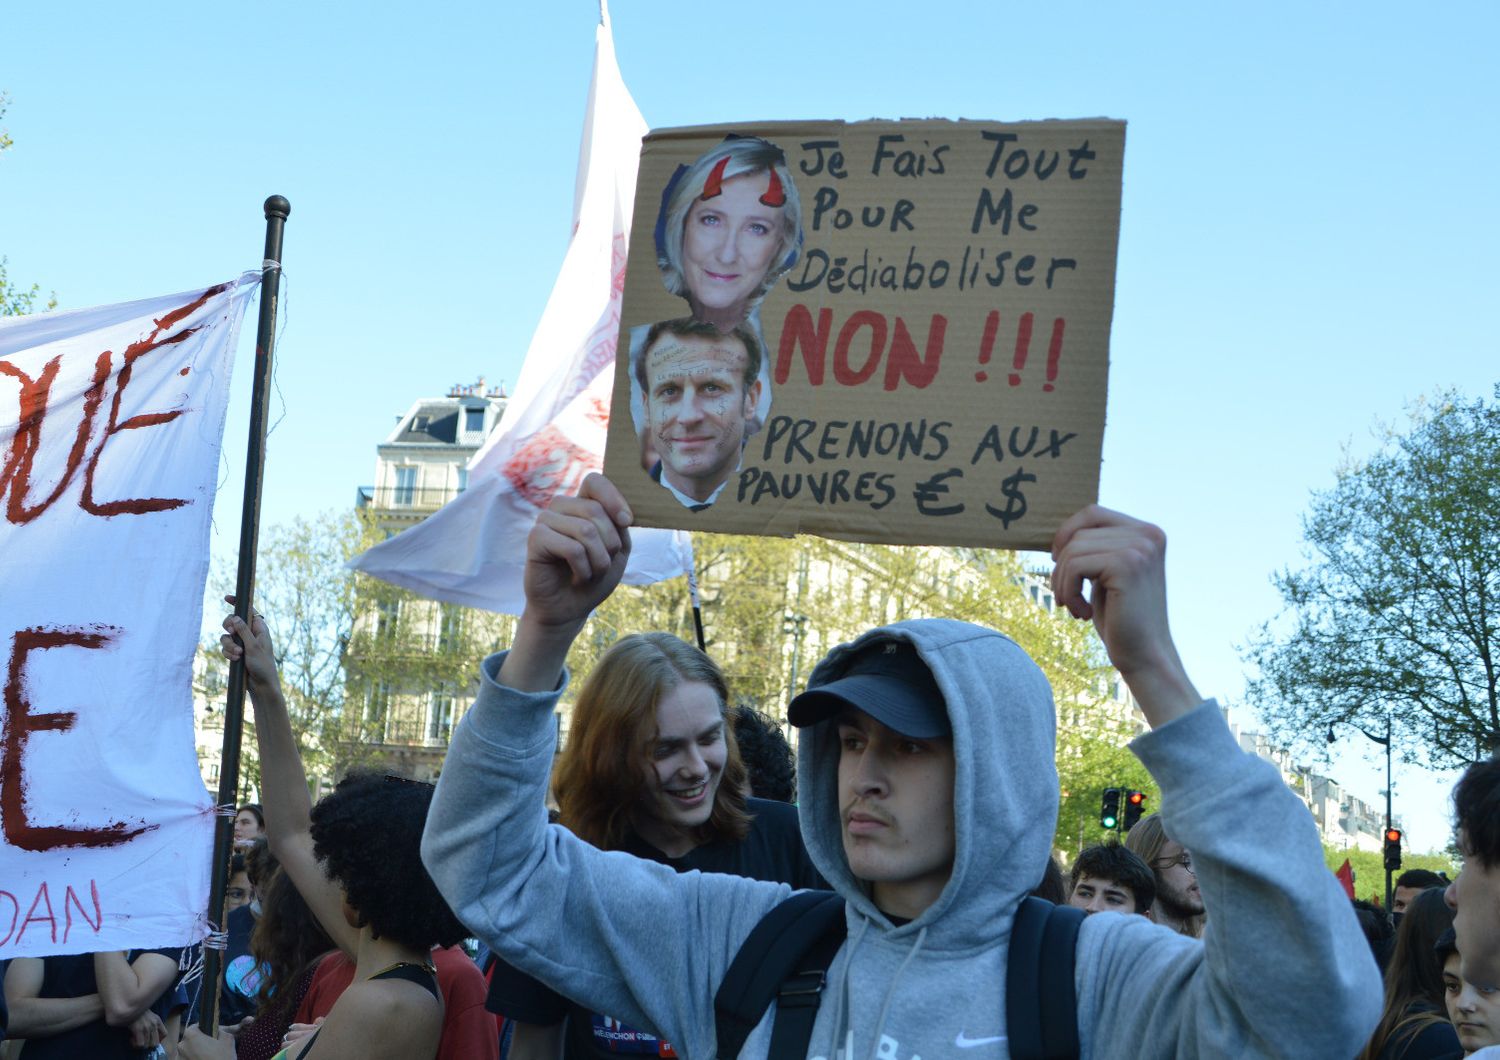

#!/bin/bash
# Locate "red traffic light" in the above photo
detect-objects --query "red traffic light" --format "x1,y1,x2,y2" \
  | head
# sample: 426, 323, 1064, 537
1127, 791, 1146, 806
1385, 828, 1402, 844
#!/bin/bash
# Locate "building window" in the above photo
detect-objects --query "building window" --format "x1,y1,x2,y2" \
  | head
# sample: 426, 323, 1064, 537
368, 680, 392, 729
376, 597, 401, 641
438, 605, 463, 652
394, 466, 417, 506
457, 466, 469, 494
429, 684, 455, 743
465, 407, 485, 434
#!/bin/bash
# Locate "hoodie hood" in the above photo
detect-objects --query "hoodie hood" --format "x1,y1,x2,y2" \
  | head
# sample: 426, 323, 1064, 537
796, 618, 1057, 948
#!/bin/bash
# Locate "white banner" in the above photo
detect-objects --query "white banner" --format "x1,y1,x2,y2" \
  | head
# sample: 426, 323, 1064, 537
0, 275, 257, 957
350, 7, 692, 613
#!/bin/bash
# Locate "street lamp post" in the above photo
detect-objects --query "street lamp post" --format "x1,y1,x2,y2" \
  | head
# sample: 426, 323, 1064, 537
1327, 715, 1395, 909
783, 612, 809, 704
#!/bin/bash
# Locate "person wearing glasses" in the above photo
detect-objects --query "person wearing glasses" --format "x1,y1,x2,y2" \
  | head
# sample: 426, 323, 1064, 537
1127, 813, 1206, 937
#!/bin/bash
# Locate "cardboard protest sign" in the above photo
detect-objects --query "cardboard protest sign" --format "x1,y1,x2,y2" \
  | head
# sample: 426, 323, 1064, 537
0, 277, 256, 956
603, 119, 1124, 548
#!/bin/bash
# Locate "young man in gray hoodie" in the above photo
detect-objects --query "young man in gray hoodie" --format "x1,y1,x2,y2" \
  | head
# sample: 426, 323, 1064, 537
421, 474, 1381, 1058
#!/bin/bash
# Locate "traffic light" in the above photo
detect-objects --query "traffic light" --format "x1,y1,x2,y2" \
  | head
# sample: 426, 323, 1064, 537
1100, 788, 1121, 830
1123, 790, 1148, 831
1384, 828, 1403, 871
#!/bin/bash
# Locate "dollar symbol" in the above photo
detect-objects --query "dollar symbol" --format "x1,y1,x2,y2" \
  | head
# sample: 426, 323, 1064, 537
985, 466, 1036, 528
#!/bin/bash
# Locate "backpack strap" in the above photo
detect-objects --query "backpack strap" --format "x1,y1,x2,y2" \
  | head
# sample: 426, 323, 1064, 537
714, 890, 847, 1059
1006, 896, 1085, 1060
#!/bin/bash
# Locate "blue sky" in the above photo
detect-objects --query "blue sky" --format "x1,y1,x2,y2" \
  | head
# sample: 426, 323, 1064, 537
5, 1, 1495, 852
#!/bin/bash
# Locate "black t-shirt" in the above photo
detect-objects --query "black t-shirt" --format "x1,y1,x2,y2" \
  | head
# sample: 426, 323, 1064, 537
219, 903, 262, 1025
24, 948, 183, 1060
486, 797, 825, 1057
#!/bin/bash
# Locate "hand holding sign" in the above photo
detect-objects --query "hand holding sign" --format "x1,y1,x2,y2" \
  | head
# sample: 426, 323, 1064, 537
501, 474, 633, 694
1050, 506, 1201, 729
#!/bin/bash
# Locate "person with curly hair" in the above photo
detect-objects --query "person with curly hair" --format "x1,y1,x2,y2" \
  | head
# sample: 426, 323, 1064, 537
180, 609, 478, 1060
731, 701, 797, 803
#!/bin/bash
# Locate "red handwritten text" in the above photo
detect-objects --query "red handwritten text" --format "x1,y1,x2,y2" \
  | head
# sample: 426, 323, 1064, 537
2, 627, 156, 851
0, 878, 104, 948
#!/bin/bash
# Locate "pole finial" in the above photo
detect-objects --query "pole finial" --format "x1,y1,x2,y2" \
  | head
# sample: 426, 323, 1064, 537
263, 195, 291, 221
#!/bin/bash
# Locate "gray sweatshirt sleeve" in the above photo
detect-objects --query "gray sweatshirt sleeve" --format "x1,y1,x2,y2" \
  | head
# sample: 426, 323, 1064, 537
420, 651, 792, 1057
1074, 700, 1383, 1059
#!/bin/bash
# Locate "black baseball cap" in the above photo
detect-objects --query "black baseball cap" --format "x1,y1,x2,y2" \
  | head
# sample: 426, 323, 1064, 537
788, 640, 950, 739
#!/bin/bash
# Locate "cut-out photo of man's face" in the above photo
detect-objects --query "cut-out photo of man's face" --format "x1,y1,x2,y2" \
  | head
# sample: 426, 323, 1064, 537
634, 319, 763, 509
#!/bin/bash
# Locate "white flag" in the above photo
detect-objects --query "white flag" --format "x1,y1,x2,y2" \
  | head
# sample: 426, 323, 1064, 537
0, 275, 258, 956
350, 8, 690, 613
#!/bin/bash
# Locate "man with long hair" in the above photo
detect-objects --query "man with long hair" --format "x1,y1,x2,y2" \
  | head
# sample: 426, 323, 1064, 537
1125, 812, 1205, 937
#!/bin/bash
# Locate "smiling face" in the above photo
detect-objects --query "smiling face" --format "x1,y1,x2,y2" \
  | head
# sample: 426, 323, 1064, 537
681, 172, 784, 328
836, 710, 956, 921
1446, 949, 1500, 1053
632, 680, 728, 858
1068, 874, 1141, 917
644, 331, 760, 502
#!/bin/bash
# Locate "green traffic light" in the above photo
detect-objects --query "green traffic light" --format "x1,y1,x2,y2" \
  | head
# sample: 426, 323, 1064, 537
1102, 816, 1117, 829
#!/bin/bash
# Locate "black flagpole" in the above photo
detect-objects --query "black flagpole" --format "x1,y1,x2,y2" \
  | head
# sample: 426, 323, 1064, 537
198, 195, 289, 1036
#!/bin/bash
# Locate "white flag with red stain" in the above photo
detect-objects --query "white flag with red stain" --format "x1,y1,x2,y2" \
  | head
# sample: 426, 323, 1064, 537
349, 8, 690, 613
0, 275, 258, 956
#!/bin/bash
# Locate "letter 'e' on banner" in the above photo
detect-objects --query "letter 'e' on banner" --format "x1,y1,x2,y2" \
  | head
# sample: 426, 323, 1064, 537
0, 275, 258, 956
603, 119, 1124, 548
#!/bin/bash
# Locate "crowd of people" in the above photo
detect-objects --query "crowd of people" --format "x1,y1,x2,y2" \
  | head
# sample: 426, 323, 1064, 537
3, 474, 1498, 1059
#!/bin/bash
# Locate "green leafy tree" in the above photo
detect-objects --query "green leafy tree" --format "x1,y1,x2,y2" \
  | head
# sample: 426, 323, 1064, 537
1246, 388, 1500, 768
212, 509, 519, 790
1322, 844, 1457, 905
340, 514, 516, 779
210, 511, 364, 791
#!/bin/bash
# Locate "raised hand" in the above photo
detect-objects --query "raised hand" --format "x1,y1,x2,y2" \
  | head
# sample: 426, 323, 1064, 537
521, 473, 633, 630
1050, 505, 1200, 727
498, 474, 634, 693
219, 595, 280, 696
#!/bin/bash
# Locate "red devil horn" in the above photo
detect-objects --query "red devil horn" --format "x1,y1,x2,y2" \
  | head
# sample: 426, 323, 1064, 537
700, 157, 730, 200
759, 167, 786, 208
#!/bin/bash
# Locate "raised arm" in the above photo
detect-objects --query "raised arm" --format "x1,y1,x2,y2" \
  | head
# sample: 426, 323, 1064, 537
4, 957, 105, 1038
220, 604, 359, 957
1051, 507, 1382, 1054
500, 473, 635, 691
421, 474, 786, 1058
1050, 505, 1201, 727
